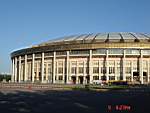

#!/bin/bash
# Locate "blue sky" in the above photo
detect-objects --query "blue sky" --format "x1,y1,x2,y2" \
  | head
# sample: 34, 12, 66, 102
0, 0, 150, 73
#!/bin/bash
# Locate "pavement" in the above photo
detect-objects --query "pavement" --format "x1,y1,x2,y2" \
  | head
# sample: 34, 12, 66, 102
0, 88, 150, 113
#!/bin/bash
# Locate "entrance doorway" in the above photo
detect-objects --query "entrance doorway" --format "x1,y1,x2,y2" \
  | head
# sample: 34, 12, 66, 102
143, 72, 147, 76
133, 72, 140, 82
39, 72, 41, 81
143, 72, 147, 82
71, 76, 76, 84
79, 76, 83, 84
86, 76, 90, 84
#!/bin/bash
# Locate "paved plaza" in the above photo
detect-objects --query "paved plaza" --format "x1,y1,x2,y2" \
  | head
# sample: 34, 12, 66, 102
0, 88, 150, 113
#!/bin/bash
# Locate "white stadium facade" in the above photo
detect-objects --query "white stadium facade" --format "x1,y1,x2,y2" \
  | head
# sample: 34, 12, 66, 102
11, 32, 150, 84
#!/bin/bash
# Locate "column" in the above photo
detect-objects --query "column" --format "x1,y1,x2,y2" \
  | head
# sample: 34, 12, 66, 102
139, 50, 143, 84
18, 56, 21, 83
63, 61, 65, 84
53, 52, 56, 83
11, 58, 15, 82
76, 61, 79, 84
83, 61, 86, 84
66, 51, 69, 84
122, 49, 126, 81
24, 55, 27, 82
41, 52, 44, 83
46, 63, 48, 82
115, 61, 117, 81
98, 60, 101, 80
56, 61, 58, 83
32, 54, 35, 83
131, 61, 133, 82
89, 50, 93, 84
15, 57, 17, 82
36, 62, 39, 80
147, 60, 149, 83
106, 49, 109, 81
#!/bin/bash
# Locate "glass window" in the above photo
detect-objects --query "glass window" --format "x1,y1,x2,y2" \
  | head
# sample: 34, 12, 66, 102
78, 61, 84, 66
71, 67, 76, 74
117, 67, 120, 74
93, 76, 99, 80
58, 76, 63, 80
100, 67, 106, 74
58, 61, 63, 66
126, 61, 131, 66
125, 67, 131, 74
35, 53, 42, 57
85, 67, 89, 74
44, 68, 46, 74
78, 67, 84, 73
70, 50, 89, 55
45, 52, 53, 56
27, 54, 32, 58
126, 76, 131, 81
56, 51, 66, 55
132, 49, 140, 54
48, 68, 52, 74
109, 76, 115, 80
108, 49, 123, 54
71, 61, 76, 66
93, 67, 99, 74
93, 49, 106, 54
143, 50, 150, 55
58, 67, 63, 74
93, 61, 99, 66
126, 49, 140, 54
109, 67, 115, 74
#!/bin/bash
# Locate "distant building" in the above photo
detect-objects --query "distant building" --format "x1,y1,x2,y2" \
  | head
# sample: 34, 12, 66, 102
11, 32, 150, 84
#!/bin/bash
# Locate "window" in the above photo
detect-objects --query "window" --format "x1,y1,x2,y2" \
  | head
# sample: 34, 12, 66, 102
108, 49, 123, 54
58, 61, 63, 66
93, 49, 106, 54
125, 67, 131, 74
70, 50, 89, 55
58, 76, 63, 80
109, 67, 115, 74
93, 61, 99, 66
126, 61, 131, 66
35, 53, 42, 57
143, 50, 150, 55
93, 76, 99, 80
48, 68, 52, 74
71, 67, 76, 74
56, 51, 66, 55
100, 67, 106, 74
58, 67, 63, 74
45, 52, 53, 56
126, 49, 140, 54
93, 67, 99, 74
79, 67, 84, 73
109, 76, 115, 80
126, 76, 131, 81
85, 67, 88, 74
71, 61, 76, 66
27, 54, 32, 58
78, 61, 84, 65
44, 68, 46, 74
117, 67, 120, 74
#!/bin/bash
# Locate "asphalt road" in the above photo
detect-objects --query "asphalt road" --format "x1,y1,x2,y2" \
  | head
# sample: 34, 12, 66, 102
0, 89, 150, 113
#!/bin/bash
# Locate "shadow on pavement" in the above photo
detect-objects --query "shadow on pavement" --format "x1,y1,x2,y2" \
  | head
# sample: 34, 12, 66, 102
0, 89, 149, 113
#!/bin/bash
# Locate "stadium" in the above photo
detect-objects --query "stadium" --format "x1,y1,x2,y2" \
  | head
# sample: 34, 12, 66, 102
11, 32, 150, 84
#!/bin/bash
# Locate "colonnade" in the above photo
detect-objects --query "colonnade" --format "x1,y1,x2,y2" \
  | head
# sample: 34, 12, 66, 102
11, 50, 149, 84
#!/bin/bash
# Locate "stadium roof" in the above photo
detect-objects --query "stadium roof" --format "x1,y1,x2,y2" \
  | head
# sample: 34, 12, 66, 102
37, 32, 150, 47
11, 32, 150, 57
